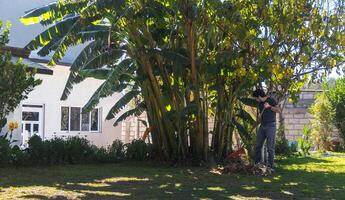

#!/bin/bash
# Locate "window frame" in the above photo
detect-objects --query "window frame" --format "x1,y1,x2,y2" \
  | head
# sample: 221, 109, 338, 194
60, 106, 101, 133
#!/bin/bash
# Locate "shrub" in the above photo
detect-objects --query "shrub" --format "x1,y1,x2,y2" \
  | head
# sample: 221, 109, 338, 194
327, 78, 345, 149
275, 138, 296, 156
44, 138, 67, 165
125, 139, 152, 161
108, 140, 126, 162
298, 126, 313, 156
309, 92, 334, 151
10, 145, 27, 166
27, 135, 45, 165
0, 136, 11, 166
2, 135, 153, 167
0, 134, 28, 167
94, 147, 110, 163
65, 137, 95, 164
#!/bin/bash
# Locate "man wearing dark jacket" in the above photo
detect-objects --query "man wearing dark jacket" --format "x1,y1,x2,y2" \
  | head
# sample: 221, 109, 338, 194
252, 89, 281, 169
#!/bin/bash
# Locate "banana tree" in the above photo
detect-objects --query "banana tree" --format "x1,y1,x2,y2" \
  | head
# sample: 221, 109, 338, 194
20, 0, 343, 163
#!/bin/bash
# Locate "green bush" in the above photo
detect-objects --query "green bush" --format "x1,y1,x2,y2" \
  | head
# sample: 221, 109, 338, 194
309, 92, 334, 151
276, 138, 293, 156
327, 78, 345, 149
27, 135, 45, 165
108, 140, 126, 162
125, 139, 152, 161
94, 147, 110, 163
64, 137, 95, 164
298, 126, 313, 156
44, 138, 67, 164
0, 134, 28, 167
1, 135, 152, 167
0, 136, 12, 167
27, 136, 95, 165
10, 145, 27, 166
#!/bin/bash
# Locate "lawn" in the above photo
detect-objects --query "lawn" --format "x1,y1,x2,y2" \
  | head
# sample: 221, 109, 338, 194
0, 153, 344, 200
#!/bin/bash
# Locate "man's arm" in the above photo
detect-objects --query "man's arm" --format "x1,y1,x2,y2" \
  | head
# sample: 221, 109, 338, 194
270, 105, 282, 113
264, 102, 282, 113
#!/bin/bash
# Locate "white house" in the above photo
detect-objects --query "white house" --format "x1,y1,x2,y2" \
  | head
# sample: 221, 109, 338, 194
2, 48, 125, 147
0, 0, 127, 147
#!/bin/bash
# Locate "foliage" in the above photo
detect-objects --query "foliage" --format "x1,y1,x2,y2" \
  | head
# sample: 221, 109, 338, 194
0, 136, 12, 167
275, 137, 295, 156
27, 135, 46, 164
108, 139, 126, 161
1, 136, 150, 167
327, 78, 345, 147
330, 140, 345, 152
9, 145, 27, 166
0, 134, 27, 167
64, 136, 96, 164
125, 139, 152, 161
0, 20, 41, 130
275, 122, 292, 156
21, 0, 344, 163
298, 126, 313, 157
309, 91, 334, 151
44, 137, 67, 164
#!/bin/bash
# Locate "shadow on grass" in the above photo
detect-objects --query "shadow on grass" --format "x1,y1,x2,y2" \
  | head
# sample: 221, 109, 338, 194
20, 195, 69, 200
277, 156, 331, 165
0, 157, 344, 200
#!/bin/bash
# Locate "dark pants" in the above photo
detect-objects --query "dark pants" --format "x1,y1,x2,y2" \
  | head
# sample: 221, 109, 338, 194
254, 122, 276, 167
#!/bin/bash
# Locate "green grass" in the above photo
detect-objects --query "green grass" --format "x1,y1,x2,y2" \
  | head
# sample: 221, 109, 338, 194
0, 153, 344, 200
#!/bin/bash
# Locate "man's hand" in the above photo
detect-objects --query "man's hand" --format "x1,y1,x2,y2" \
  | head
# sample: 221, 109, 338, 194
264, 102, 271, 109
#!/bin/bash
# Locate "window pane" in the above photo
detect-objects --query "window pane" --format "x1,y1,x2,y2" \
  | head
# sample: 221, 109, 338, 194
25, 124, 31, 132
22, 112, 39, 121
33, 124, 39, 133
70, 107, 81, 131
61, 107, 69, 131
81, 112, 90, 131
91, 109, 99, 131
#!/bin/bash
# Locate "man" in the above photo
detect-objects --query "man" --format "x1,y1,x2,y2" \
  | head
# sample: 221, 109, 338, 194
252, 89, 281, 169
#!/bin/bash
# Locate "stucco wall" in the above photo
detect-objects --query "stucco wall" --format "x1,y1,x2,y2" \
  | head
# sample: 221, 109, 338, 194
6, 63, 124, 147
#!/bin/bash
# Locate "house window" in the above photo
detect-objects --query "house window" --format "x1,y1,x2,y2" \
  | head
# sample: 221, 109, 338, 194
60, 107, 100, 132
61, 107, 69, 131
81, 112, 90, 131
70, 107, 81, 131
22, 111, 39, 121
91, 109, 99, 131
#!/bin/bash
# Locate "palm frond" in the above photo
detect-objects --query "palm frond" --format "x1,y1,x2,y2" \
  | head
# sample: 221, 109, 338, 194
106, 90, 140, 120
79, 68, 112, 80
82, 58, 134, 112
239, 97, 258, 107
233, 120, 251, 142
20, 1, 88, 25
60, 40, 107, 100
113, 102, 146, 126
237, 107, 256, 125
